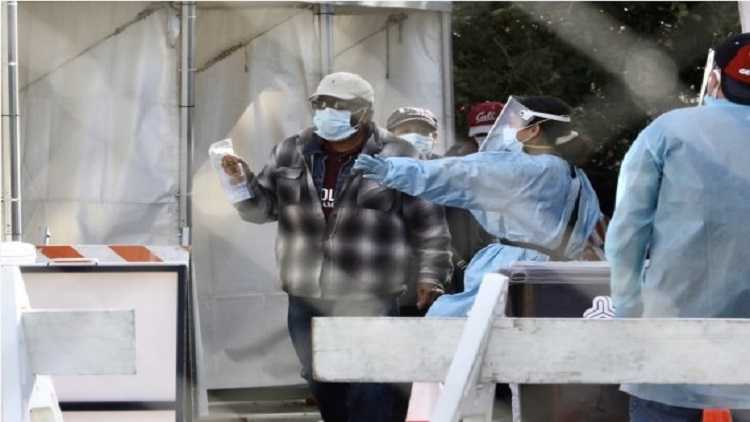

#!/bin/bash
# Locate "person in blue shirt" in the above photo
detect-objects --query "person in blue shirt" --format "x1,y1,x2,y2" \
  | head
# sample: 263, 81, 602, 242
606, 33, 750, 421
354, 95, 603, 318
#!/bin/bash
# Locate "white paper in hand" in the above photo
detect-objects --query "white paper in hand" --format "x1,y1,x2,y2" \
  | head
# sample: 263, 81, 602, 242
208, 139, 254, 203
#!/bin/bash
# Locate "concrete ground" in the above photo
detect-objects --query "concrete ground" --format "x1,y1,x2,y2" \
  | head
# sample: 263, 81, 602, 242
59, 385, 513, 422
200, 385, 513, 422
62, 411, 175, 422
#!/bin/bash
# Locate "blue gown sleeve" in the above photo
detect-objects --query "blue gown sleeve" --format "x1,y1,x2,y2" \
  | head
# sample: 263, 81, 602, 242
605, 124, 665, 318
381, 153, 540, 211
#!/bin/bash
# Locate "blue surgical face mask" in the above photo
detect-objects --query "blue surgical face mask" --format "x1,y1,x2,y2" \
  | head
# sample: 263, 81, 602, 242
400, 133, 434, 157
313, 108, 358, 141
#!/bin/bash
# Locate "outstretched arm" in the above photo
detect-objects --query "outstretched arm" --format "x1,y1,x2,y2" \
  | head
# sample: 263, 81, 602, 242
353, 153, 538, 211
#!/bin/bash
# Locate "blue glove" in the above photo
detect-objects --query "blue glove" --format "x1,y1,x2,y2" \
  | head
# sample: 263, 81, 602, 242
353, 154, 388, 181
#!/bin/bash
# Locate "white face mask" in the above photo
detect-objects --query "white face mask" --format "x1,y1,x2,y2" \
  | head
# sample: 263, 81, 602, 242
313, 108, 358, 141
500, 126, 524, 151
479, 126, 522, 152
484, 124, 548, 153
400, 133, 434, 157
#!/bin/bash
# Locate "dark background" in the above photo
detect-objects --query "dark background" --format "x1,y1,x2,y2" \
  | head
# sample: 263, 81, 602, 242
451, 2, 742, 216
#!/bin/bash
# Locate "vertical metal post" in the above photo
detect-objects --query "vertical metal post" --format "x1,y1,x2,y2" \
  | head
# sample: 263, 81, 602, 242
179, 1, 196, 247
179, 6, 204, 421
439, 11, 455, 152
385, 19, 390, 80
740, 1, 750, 32
316, 3, 334, 80
0, 0, 5, 242
6, 1, 21, 241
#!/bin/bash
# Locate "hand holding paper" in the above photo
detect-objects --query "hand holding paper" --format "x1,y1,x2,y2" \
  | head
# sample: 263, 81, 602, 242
208, 139, 254, 203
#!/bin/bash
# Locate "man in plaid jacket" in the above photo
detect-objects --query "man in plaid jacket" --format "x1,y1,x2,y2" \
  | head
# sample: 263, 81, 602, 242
222, 72, 452, 422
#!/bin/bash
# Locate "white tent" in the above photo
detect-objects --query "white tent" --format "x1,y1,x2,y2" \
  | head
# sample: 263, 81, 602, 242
3, 1, 455, 392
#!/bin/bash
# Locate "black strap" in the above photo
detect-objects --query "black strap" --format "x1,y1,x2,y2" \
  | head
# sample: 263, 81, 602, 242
499, 165, 582, 261
498, 237, 565, 260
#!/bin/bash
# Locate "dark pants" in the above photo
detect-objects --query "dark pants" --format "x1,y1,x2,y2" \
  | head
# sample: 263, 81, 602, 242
630, 396, 750, 422
287, 295, 409, 422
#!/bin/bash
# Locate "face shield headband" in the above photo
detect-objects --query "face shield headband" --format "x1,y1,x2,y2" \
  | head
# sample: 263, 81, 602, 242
479, 96, 577, 152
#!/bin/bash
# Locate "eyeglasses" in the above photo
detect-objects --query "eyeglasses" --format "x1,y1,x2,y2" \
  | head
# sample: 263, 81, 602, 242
310, 96, 368, 113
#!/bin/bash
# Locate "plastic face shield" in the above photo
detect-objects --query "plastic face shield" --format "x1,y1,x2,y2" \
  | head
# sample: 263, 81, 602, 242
479, 96, 571, 152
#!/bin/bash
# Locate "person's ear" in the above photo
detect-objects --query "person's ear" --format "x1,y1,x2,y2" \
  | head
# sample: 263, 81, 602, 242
518, 124, 541, 143
528, 124, 541, 139
707, 69, 722, 97
352, 108, 373, 127
361, 109, 374, 125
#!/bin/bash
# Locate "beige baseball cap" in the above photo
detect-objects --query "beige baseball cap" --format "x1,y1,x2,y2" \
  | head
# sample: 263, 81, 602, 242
310, 72, 375, 104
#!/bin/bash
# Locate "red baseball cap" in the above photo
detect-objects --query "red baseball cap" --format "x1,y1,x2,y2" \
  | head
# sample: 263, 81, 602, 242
715, 33, 750, 105
467, 101, 504, 136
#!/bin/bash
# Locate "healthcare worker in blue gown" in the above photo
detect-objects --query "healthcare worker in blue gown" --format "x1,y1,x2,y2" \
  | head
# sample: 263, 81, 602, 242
354, 96, 603, 317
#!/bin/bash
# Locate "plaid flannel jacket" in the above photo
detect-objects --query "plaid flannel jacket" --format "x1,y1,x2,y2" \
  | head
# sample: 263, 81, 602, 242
235, 124, 452, 300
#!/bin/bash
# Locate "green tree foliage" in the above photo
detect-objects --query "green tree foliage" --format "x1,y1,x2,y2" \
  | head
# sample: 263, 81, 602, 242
452, 2, 741, 214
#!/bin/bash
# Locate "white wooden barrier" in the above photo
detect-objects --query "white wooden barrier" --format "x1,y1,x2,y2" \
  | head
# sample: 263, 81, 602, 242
313, 272, 750, 422
431, 274, 507, 422
1, 243, 136, 422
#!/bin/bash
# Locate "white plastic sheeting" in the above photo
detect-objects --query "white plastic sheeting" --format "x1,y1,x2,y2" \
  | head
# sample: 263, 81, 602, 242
18, 2, 180, 244
193, 7, 317, 389
192, 5, 452, 388
741, 1, 750, 31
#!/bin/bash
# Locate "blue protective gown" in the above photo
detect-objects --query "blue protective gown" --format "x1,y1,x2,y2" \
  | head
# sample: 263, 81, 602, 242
606, 97, 750, 409
373, 150, 602, 317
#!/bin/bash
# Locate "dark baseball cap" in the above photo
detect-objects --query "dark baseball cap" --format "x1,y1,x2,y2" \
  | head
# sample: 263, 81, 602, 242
715, 33, 750, 105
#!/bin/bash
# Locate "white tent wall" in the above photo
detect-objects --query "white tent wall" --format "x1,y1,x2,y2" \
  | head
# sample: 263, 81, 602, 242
4, 0, 452, 391
742, 1, 750, 31
17, 2, 181, 244
333, 10, 448, 153
192, 4, 451, 389
193, 5, 318, 388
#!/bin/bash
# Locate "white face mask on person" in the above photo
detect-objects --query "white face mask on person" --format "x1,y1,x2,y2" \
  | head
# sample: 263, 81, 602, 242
400, 133, 434, 157
479, 126, 521, 152
483, 124, 545, 153
498, 126, 524, 152
313, 108, 358, 141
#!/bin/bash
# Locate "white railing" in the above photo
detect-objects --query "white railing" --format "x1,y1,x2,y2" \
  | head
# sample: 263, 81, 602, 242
313, 271, 750, 422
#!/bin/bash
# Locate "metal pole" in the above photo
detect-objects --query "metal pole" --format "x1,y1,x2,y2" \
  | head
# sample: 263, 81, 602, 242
0, 0, 5, 242
440, 11, 456, 151
317, 3, 334, 79
179, 1, 195, 247
6, 1, 21, 241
